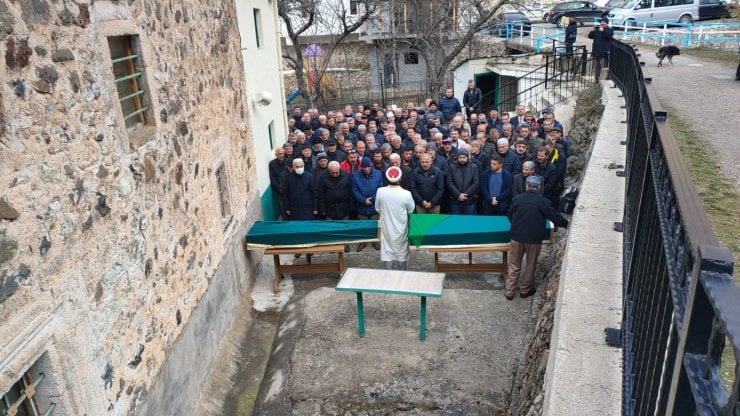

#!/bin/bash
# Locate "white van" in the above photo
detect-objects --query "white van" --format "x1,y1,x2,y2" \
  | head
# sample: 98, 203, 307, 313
608, 0, 699, 24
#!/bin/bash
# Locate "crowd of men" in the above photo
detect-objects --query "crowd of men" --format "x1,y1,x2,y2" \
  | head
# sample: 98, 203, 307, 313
269, 82, 572, 296
270, 83, 572, 231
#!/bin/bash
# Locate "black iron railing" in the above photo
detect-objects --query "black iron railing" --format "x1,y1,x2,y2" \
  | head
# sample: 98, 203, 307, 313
289, 79, 429, 114
609, 39, 739, 416
480, 43, 595, 115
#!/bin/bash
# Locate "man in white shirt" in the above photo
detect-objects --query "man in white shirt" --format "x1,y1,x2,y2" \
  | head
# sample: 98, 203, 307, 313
375, 166, 416, 270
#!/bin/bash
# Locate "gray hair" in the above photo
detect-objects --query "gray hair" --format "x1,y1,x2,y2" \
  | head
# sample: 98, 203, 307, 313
523, 161, 535, 169
327, 161, 341, 169
389, 153, 401, 161
380, 143, 392, 151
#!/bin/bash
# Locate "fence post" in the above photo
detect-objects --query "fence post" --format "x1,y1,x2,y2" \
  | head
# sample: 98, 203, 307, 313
684, 24, 691, 48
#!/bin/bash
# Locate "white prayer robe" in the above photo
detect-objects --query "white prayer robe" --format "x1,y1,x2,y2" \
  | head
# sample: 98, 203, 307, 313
375, 185, 416, 262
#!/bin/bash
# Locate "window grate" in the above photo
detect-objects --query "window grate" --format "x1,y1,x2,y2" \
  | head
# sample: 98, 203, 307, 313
1, 372, 56, 416
215, 164, 231, 219
108, 36, 150, 130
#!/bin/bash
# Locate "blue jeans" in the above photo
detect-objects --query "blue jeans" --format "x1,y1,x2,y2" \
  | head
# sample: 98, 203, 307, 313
450, 202, 476, 215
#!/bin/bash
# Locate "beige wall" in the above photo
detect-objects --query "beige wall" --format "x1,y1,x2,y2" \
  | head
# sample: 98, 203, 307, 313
0, 0, 260, 414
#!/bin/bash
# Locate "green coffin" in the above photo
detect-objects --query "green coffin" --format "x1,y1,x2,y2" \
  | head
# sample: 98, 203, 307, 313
408, 214, 553, 247
245, 220, 379, 248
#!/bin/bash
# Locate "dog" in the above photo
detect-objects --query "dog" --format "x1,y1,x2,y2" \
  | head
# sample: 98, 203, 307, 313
656, 46, 680, 67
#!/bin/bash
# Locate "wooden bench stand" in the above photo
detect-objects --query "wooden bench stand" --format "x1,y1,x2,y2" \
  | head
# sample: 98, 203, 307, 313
427, 243, 510, 274
264, 244, 346, 293
336, 268, 445, 341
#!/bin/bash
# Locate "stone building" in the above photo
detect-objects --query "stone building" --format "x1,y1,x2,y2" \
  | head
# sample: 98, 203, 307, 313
0, 0, 278, 414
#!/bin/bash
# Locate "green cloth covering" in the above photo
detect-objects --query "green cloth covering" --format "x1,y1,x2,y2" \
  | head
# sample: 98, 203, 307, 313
245, 220, 378, 247
408, 214, 513, 247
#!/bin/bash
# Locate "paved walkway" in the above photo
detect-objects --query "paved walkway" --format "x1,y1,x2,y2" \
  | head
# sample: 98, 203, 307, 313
635, 44, 740, 192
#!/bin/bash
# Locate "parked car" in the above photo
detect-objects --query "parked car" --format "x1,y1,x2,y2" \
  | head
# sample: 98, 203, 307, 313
698, 0, 736, 19
609, 0, 699, 25
547, 1, 612, 26
487, 12, 533, 36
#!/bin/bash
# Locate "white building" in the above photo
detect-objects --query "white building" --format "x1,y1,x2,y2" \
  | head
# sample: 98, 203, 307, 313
237, 0, 290, 220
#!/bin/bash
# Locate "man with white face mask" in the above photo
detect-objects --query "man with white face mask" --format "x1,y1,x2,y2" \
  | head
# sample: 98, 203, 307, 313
282, 158, 317, 220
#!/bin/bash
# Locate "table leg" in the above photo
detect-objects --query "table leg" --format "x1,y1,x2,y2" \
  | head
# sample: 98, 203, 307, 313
338, 251, 345, 274
272, 254, 281, 294
434, 253, 439, 272
468, 252, 473, 264
419, 296, 427, 341
356, 292, 365, 337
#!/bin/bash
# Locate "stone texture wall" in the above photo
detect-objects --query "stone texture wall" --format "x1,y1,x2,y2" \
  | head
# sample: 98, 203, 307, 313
282, 40, 372, 102
0, 1, 260, 414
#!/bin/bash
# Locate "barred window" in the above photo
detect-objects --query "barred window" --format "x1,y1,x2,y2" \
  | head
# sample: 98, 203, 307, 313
108, 36, 153, 133
1, 368, 57, 416
215, 164, 231, 219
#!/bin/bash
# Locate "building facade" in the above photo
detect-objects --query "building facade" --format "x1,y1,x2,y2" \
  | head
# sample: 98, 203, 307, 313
0, 0, 271, 414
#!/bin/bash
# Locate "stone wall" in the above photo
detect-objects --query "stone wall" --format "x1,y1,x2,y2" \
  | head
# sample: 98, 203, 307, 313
508, 85, 604, 415
282, 39, 371, 97
0, 1, 260, 414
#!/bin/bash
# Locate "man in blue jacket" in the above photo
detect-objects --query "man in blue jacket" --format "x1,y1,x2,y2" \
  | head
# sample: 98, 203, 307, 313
353, 157, 383, 251
506, 176, 569, 300
438, 87, 462, 124
481, 155, 513, 215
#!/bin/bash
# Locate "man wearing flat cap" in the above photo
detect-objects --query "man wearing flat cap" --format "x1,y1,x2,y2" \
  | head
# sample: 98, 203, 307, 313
375, 166, 415, 270
506, 175, 569, 300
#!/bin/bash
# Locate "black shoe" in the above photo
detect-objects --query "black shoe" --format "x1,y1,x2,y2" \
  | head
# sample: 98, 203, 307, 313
505, 294, 514, 301
294, 254, 301, 259
344, 245, 350, 253
520, 288, 537, 298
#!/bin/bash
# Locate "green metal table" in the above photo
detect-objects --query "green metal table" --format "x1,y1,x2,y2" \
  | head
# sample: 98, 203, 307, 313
335, 267, 445, 341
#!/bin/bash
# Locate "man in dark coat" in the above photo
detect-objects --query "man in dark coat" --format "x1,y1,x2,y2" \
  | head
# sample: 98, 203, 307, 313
446, 148, 480, 215
462, 80, 482, 122
318, 161, 353, 220
269, 147, 288, 218
588, 17, 614, 82
512, 161, 544, 197
505, 176, 569, 300
410, 153, 445, 213
283, 158, 317, 220
534, 147, 561, 208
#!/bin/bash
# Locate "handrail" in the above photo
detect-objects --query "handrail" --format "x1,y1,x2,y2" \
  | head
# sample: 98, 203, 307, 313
479, 46, 594, 115
609, 38, 739, 416
595, 17, 740, 47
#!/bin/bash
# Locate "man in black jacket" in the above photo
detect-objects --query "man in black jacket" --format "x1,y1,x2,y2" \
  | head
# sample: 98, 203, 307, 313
462, 80, 482, 122
588, 17, 614, 82
410, 153, 445, 213
446, 148, 480, 215
506, 176, 569, 300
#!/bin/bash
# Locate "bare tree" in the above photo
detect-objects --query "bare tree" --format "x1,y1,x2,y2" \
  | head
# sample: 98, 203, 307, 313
279, 0, 377, 107
374, 0, 506, 96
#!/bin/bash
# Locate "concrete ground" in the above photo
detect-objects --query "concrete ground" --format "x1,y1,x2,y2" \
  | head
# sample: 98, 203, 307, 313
247, 244, 555, 415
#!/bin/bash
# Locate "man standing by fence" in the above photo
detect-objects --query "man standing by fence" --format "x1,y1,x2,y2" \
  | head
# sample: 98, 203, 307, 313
588, 17, 614, 82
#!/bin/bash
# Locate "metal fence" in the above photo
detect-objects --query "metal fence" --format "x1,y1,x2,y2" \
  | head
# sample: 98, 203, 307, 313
599, 18, 740, 49
480, 42, 596, 115
609, 39, 739, 415
289, 79, 429, 114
